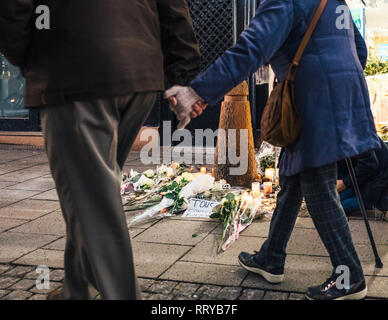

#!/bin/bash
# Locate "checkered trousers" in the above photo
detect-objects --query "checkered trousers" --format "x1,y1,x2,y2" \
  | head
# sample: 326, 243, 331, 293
255, 163, 365, 283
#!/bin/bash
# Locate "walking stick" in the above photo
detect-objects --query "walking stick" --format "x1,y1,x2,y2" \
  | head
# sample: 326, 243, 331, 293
345, 158, 383, 268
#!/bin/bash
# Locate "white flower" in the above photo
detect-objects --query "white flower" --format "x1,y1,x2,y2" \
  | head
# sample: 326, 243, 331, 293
143, 169, 154, 178
130, 169, 139, 179
157, 165, 175, 178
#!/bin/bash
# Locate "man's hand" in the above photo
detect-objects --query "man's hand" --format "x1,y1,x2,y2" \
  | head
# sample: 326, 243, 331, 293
164, 85, 207, 129
336, 180, 346, 193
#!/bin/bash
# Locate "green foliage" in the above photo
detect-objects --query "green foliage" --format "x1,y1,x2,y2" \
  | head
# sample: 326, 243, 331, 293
259, 154, 276, 172
162, 179, 189, 214
365, 57, 388, 76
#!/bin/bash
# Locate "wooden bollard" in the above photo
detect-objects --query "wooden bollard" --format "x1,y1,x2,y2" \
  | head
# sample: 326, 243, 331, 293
213, 81, 257, 187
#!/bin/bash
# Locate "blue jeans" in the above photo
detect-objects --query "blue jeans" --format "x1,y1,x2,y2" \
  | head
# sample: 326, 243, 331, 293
339, 189, 360, 215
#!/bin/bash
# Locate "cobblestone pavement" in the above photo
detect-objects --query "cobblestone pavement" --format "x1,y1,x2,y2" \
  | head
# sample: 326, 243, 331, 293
0, 145, 387, 300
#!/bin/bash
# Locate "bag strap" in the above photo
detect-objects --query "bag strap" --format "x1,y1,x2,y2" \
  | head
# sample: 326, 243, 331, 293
287, 0, 327, 80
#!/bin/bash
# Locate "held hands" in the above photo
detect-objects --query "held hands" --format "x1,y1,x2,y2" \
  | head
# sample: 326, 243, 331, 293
164, 85, 207, 129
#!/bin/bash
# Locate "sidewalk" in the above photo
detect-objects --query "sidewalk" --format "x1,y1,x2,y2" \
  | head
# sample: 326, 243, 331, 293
0, 145, 387, 300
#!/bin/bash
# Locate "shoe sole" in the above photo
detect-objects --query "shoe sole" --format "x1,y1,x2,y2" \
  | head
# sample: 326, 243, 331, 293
305, 287, 368, 300
238, 258, 284, 284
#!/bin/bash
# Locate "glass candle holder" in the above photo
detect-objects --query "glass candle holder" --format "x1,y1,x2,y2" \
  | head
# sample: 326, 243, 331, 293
263, 182, 272, 195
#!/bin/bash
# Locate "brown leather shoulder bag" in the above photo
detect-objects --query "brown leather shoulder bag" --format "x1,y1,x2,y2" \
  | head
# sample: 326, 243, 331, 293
260, 0, 327, 147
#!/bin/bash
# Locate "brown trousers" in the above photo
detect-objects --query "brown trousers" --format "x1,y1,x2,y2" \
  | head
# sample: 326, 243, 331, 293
40, 92, 157, 299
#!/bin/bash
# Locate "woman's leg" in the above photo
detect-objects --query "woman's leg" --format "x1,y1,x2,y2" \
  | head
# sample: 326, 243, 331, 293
254, 173, 303, 268
300, 163, 364, 284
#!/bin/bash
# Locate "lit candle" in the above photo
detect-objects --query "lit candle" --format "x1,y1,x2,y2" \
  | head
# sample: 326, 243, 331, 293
251, 182, 261, 198
263, 182, 272, 195
265, 168, 275, 182
200, 167, 207, 175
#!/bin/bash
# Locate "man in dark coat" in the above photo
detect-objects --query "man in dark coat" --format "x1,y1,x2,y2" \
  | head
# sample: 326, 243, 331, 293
166, 0, 379, 300
337, 137, 388, 215
0, 0, 200, 299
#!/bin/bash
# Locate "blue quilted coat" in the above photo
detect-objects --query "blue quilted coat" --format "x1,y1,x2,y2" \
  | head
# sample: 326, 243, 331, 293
190, 0, 380, 176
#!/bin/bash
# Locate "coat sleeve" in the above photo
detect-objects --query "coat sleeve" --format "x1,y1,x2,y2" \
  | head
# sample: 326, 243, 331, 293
191, 0, 294, 105
343, 151, 379, 189
353, 20, 367, 69
157, 0, 201, 86
0, 0, 35, 68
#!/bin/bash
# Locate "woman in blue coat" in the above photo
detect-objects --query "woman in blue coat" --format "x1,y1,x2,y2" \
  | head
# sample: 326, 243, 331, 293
165, 0, 380, 300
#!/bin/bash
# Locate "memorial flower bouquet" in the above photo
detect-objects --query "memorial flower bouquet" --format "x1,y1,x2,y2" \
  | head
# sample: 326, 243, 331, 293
127, 173, 216, 226
210, 192, 261, 253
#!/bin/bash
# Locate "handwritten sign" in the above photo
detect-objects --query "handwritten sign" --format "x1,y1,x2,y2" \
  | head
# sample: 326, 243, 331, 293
182, 198, 220, 218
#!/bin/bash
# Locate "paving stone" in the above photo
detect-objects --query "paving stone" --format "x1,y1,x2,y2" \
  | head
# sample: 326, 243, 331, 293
365, 275, 388, 298
49, 269, 65, 282
295, 217, 315, 229
174, 295, 198, 300
129, 228, 144, 238
182, 233, 265, 266
29, 280, 61, 294
0, 277, 20, 289
9, 279, 36, 291
288, 293, 306, 300
29, 294, 47, 300
263, 291, 289, 300
146, 293, 174, 300
135, 219, 218, 245
9, 211, 65, 235
132, 241, 191, 278
0, 199, 59, 220
239, 289, 265, 300
349, 220, 388, 245
0, 218, 28, 233
138, 278, 155, 291
14, 249, 64, 268
217, 287, 242, 300
3, 266, 34, 277
0, 289, 10, 298
26, 268, 65, 282
212, 220, 270, 238
148, 281, 178, 295
0, 232, 58, 263
1, 290, 33, 300
195, 285, 222, 299
7, 177, 55, 192
242, 255, 332, 293
287, 228, 327, 256
172, 283, 200, 296
0, 265, 11, 274
161, 261, 247, 286
43, 237, 66, 251
0, 199, 17, 209
0, 189, 41, 201
0, 169, 45, 183
0, 181, 16, 189
357, 244, 388, 277
31, 189, 59, 201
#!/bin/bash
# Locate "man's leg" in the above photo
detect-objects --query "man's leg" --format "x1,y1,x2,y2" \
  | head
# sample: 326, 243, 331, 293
300, 163, 364, 283
40, 96, 145, 299
116, 93, 157, 169
254, 174, 303, 268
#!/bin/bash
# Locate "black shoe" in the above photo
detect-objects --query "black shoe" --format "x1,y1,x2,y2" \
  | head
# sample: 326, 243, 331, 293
238, 252, 284, 284
306, 276, 367, 300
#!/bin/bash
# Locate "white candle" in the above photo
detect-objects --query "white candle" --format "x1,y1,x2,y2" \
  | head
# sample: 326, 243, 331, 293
200, 167, 207, 175
265, 168, 275, 182
251, 182, 261, 198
